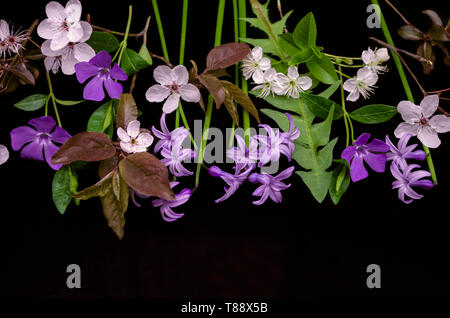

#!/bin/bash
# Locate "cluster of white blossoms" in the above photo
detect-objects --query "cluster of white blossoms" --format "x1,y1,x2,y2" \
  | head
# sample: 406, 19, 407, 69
343, 47, 390, 102
242, 46, 312, 99
37, 0, 95, 75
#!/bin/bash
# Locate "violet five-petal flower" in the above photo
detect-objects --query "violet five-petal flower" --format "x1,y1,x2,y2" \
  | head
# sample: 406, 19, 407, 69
248, 166, 294, 205
37, 0, 85, 51
145, 65, 201, 114
151, 112, 190, 153
394, 95, 450, 148
10, 116, 71, 170
152, 182, 192, 222
209, 165, 254, 203
117, 120, 153, 154
341, 133, 390, 182
390, 163, 433, 204
74, 50, 128, 101
385, 134, 426, 170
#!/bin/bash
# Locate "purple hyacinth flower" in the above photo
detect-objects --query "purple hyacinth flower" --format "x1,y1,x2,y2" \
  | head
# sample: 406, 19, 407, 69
10, 116, 71, 170
256, 124, 284, 167
280, 112, 300, 161
161, 138, 196, 177
341, 133, 390, 182
248, 166, 294, 205
152, 182, 192, 222
226, 134, 258, 172
151, 112, 190, 153
74, 50, 128, 101
209, 165, 253, 203
385, 134, 426, 170
390, 163, 433, 204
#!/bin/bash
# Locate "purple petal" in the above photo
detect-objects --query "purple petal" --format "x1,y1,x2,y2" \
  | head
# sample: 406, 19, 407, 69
341, 145, 356, 165
28, 116, 56, 133
398, 134, 413, 151
44, 142, 62, 170
10, 126, 37, 150
74, 61, 99, 83
406, 150, 426, 161
20, 141, 44, 161
275, 166, 295, 181
366, 138, 389, 152
51, 126, 71, 144
363, 152, 386, 173
411, 179, 434, 190
350, 155, 368, 182
353, 133, 370, 146
89, 50, 112, 68
110, 63, 128, 81
83, 76, 105, 101
104, 78, 123, 99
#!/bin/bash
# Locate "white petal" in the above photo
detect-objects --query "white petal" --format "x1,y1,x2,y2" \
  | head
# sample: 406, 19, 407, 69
417, 126, 441, 148
252, 46, 263, 60
252, 69, 265, 83
259, 57, 271, 71
346, 89, 360, 102
46, 1, 66, 21
61, 52, 78, 75
73, 42, 95, 62
343, 78, 357, 93
287, 65, 299, 79
420, 95, 439, 118
67, 22, 83, 43
429, 114, 450, 133
163, 94, 180, 114
79, 21, 93, 42
41, 39, 62, 56
398, 100, 421, 123
0, 144, 9, 165
44, 56, 56, 72
297, 76, 312, 91
120, 141, 134, 153
37, 19, 58, 40
50, 31, 70, 50
0, 20, 10, 40
394, 122, 419, 139
172, 65, 189, 85
357, 66, 378, 85
153, 65, 173, 85
376, 48, 389, 62
179, 83, 201, 103
117, 127, 131, 142
136, 133, 154, 148
145, 84, 171, 102
65, 0, 82, 24
361, 48, 374, 65
127, 120, 141, 139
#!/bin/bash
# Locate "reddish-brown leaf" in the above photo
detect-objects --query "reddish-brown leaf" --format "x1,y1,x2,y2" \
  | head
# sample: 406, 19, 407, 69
417, 42, 435, 74
198, 75, 225, 109
221, 80, 260, 123
397, 25, 423, 41
116, 93, 138, 129
8, 63, 35, 85
223, 88, 239, 126
119, 152, 174, 201
206, 42, 250, 70
52, 131, 116, 165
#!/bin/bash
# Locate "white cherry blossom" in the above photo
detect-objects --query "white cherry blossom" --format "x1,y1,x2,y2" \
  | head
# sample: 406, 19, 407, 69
362, 47, 390, 73
252, 68, 278, 98
275, 66, 312, 98
117, 120, 154, 154
242, 46, 271, 81
343, 67, 378, 102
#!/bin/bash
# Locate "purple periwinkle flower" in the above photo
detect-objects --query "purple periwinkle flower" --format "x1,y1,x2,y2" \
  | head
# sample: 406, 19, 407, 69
385, 134, 426, 170
161, 139, 196, 177
341, 133, 390, 182
152, 112, 190, 153
152, 182, 192, 222
390, 163, 433, 204
209, 165, 254, 203
248, 166, 294, 205
10, 116, 71, 170
226, 134, 258, 172
74, 50, 128, 101
280, 112, 300, 161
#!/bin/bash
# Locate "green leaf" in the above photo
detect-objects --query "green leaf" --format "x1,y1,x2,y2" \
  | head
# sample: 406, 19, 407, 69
310, 105, 334, 147
318, 81, 340, 99
278, 33, 302, 58
329, 162, 350, 205
306, 55, 338, 84
14, 94, 48, 111
289, 48, 314, 64
121, 48, 151, 76
246, 1, 292, 37
300, 93, 343, 120
55, 98, 84, 106
293, 12, 317, 48
349, 104, 397, 124
296, 169, 332, 203
138, 44, 153, 65
87, 100, 114, 133
86, 31, 120, 53
240, 37, 278, 57
260, 108, 309, 146
52, 166, 73, 214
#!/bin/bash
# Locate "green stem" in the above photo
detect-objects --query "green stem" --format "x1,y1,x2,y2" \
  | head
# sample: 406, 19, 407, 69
371, 0, 437, 185
117, 6, 133, 66
151, 0, 169, 61
195, 0, 226, 186
45, 71, 62, 127
336, 69, 352, 79
331, 62, 366, 68
175, 0, 189, 130
325, 53, 363, 60
228, 0, 239, 147
338, 65, 350, 147
239, 0, 250, 145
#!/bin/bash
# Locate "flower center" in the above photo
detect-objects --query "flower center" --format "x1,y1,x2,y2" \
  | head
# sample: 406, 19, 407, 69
61, 21, 70, 31
7, 36, 16, 44
419, 117, 429, 126
36, 132, 51, 144
130, 138, 137, 145
170, 82, 179, 93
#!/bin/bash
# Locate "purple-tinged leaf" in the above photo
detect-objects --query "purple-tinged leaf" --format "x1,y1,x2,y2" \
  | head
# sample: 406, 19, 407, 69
422, 10, 443, 26
116, 93, 138, 129
198, 75, 225, 109
397, 25, 423, 41
206, 42, 250, 70
221, 80, 260, 123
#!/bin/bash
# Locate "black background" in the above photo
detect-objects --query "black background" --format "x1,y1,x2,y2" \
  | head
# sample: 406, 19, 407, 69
1, 0, 449, 303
